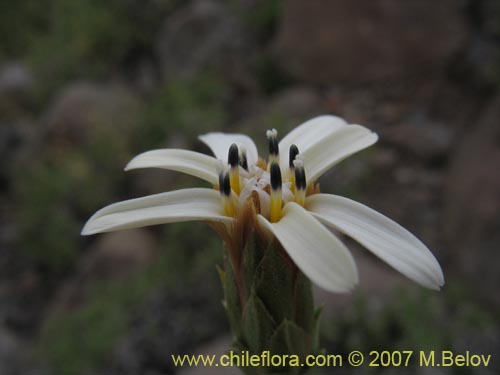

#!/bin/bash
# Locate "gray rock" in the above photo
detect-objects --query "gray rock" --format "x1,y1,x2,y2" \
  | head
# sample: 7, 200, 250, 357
47, 229, 158, 314
81, 229, 158, 281
0, 121, 39, 183
443, 95, 500, 310
44, 82, 141, 149
274, 0, 467, 84
156, 0, 250, 82
480, 0, 500, 38
0, 328, 27, 375
107, 282, 227, 375
380, 120, 455, 161
0, 62, 36, 118
0, 62, 34, 95
462, 35, 500, 88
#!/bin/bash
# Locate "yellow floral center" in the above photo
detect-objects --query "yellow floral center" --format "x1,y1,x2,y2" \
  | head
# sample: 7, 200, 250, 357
217, 131, 317, 222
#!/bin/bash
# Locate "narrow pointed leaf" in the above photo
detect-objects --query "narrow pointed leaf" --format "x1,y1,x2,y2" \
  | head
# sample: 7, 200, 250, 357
241, 292, 276, 352
242, 231, 264, 297
293, 271, 314, 333
255, 240, 295, 323
222, 251, 242, 337
269, 320, 308, 372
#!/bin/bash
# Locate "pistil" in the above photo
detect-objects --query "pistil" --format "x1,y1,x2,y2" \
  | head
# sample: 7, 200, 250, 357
270, 162, 282, 222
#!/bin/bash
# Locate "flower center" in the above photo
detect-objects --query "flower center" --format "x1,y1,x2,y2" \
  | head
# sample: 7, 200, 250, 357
217, 130, 311, 221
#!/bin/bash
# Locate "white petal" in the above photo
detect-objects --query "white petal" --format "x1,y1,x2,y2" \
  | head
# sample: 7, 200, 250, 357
306, 194, 444, 290
125, 149, 219, 184
257, 202, 358, 293
82, 188, 232, 235
279, 115, 348, 173
198, 132, 259, 166
302, 124, 378, 182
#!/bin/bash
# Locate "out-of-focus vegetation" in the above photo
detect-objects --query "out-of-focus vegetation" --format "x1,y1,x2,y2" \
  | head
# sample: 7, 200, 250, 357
0, 0, 179, 76
38, 223, 225, 374
325, 286, 497, 354
142, 71, 229, 148
1, 0, 499, 374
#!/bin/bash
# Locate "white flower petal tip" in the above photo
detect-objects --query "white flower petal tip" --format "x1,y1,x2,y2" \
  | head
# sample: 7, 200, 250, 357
81, 188, 233, 236
198, 132, 259, 166
303, 124, 379, 182
278, 115, 349, 173
124, 149, 219, 184
306, 194, 444, 291
257, 203, 359, 293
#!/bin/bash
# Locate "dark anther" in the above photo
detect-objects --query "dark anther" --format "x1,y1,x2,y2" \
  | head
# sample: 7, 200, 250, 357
218, 172, 224, 191
221, 172, 231, 196
228, 143, 239, 167
270, 162, 282, 191
267, 130, 279, 156
289, 144, 299, 168
239, 153, 248, 171
295, 167, 307, 190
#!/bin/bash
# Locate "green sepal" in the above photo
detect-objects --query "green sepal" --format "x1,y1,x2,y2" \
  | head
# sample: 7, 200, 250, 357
269, 320, 308, 357
293, 271, 315, 333
219, 230, 322, 374
241, 232, 264, 297
312, 307, 324, 353
268, 320, 310, 374
241, 291, 276, 353
254, 242, 294, 323
216, 264, 225, 284
221, 251, 242, 338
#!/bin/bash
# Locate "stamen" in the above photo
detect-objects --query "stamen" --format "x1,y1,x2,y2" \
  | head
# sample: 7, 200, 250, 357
293, 157, 307, 206
270, 162, 282, 222
218, 167, 235, 217
221, 172, 231, 197
228, 143, 239, 168
288, 144, 299, 191
228, 143, 241, 194
266, 128, 279, 165
239, 145, 248, 171
218, 167, 231, 197
289, 144, 299, 168
217, 161, 225, 191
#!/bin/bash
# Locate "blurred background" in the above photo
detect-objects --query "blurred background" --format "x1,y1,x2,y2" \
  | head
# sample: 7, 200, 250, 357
1, 0, 499, 374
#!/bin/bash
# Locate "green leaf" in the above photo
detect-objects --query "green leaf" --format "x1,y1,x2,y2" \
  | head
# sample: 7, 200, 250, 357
241, 292, 276, 352
255, 242, 295, 322
222, 251, 242, 338
293, 271, 314, 333
269, 320, 309, 374
312, 307, 323, 353
216, 264, 225, 284
270, 320, 309, 356
242, 231, 265, 296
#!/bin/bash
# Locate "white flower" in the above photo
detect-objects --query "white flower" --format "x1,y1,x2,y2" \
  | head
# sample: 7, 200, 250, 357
82, 115, 444, 293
